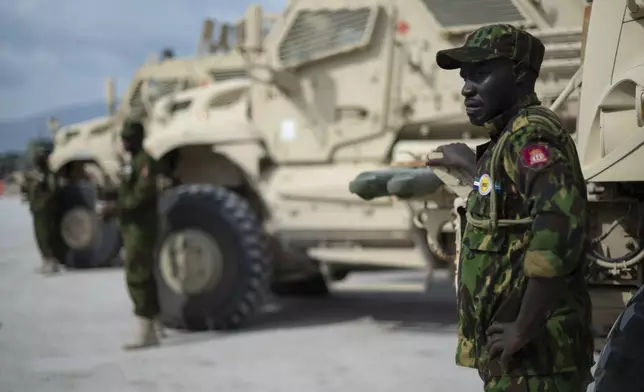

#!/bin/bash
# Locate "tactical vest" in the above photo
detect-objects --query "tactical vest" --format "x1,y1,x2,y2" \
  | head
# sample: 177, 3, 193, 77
466, 106, 584, 231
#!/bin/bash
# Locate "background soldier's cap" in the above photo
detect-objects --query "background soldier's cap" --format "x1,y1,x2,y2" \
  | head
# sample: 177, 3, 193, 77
435, 24, 545, 75
121, 119, 144, 138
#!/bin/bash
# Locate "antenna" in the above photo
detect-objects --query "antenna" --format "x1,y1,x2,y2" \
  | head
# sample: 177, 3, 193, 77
47, 116, 60, 135
105, 77, 116, 115
217, 23, 230, 52
199, 19, 215, 55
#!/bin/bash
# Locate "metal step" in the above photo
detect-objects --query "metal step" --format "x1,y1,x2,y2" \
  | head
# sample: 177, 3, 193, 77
308, 247, 428, 269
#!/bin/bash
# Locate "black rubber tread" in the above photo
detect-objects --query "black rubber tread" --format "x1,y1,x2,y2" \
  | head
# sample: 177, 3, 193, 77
155, 184, 271, 331
271, 272, 330, 296
54, 184, 122, 269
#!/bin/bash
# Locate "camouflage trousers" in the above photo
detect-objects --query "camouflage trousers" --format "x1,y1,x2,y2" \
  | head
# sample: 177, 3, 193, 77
32, 212, 55, 258
481, 371, 592, 392
122, 224, 160, 319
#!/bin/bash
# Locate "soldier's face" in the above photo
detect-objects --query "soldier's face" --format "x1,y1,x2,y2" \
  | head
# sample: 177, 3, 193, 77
459, 58, 518, 126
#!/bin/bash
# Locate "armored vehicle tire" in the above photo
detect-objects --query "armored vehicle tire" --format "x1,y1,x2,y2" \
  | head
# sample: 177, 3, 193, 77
54, 183, 122, 269
155, 184, 271, 331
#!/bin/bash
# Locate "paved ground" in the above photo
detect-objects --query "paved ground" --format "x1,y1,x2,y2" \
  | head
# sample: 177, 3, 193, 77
0, 197, 597, 392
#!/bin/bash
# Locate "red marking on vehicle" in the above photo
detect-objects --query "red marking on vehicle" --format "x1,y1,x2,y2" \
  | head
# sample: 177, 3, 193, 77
396, 21, 409, 35
520, 144, 550, 168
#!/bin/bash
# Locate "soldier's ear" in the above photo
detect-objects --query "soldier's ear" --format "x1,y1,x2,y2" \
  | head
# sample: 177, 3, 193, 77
513, 62, 529, 84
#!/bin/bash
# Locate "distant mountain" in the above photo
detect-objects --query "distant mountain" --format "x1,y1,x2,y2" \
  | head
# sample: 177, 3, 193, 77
0, 101, 112, 153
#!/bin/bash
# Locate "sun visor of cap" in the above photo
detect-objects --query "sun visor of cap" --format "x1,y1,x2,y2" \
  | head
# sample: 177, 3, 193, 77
436, 47, 500, 70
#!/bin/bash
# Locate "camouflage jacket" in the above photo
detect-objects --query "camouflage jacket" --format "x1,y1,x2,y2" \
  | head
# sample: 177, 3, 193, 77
23, 168, 58, 214
456, 93, 594, 376
117, 150, 158, 227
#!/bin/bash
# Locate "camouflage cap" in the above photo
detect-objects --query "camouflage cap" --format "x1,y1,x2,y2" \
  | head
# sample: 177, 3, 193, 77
436, 24, 545, 75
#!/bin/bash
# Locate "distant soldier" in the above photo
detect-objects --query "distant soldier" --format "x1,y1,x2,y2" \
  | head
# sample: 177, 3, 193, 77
23, 140, 61, 275
427, 24, 594, 391
99, 120, 164, 350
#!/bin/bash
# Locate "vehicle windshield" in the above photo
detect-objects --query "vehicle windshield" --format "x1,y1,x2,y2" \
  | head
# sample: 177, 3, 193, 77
128, 78, 187, 115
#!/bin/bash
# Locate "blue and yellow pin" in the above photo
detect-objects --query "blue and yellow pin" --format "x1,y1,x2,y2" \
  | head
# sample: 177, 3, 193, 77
473, 173, 501, 196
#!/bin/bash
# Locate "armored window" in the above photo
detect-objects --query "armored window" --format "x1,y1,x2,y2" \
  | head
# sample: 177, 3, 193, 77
422, 0, 526, 28
166, 99, 192, 114
278, 6, 379, 68
209, 87, 246, 108
61, 129, 80, 144
146, 79, 182, 105
90, 124, 110, 135
129, 78, 184, 114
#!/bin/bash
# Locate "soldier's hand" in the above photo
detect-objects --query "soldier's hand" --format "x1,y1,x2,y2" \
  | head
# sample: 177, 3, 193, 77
485, 322, 528, 372
425, 143, 476, 178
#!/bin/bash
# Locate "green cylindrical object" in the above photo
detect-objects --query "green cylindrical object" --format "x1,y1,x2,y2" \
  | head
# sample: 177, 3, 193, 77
386, 168, 443, 199
349, 167, 411, 200
349, 167, 444, 200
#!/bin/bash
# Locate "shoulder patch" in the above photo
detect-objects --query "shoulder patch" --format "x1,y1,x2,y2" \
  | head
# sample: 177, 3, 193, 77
141, 163, 148, 179
520, 144, 551, 168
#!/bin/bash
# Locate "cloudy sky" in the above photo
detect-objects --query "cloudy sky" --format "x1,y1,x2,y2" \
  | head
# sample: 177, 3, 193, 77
0, 0, 285, 120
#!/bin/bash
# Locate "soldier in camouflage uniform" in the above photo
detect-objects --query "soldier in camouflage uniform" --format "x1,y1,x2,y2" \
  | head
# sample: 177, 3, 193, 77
22, 140, 61, 275
100, 120, 164, 350
426, 24, 594, 391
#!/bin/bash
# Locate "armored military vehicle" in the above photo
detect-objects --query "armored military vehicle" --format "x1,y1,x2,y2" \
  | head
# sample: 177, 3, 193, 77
356, 0, 644, 353
142, 0, 589, 330
570, 0, 644, 346
46, 16, 277, 269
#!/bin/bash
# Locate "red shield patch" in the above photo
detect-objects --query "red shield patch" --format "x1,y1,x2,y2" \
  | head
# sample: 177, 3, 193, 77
520, 144, 550, 168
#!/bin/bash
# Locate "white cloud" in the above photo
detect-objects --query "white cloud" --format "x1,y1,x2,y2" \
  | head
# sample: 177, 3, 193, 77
0, 0, 285, 119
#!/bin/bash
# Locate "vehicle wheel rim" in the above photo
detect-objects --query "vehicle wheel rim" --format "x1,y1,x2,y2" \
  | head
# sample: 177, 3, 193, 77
159, 229, 224, 295
60, 207, 96, 249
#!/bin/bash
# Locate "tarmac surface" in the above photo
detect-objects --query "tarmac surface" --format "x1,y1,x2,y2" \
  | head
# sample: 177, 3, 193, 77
0, 197, 596, 391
